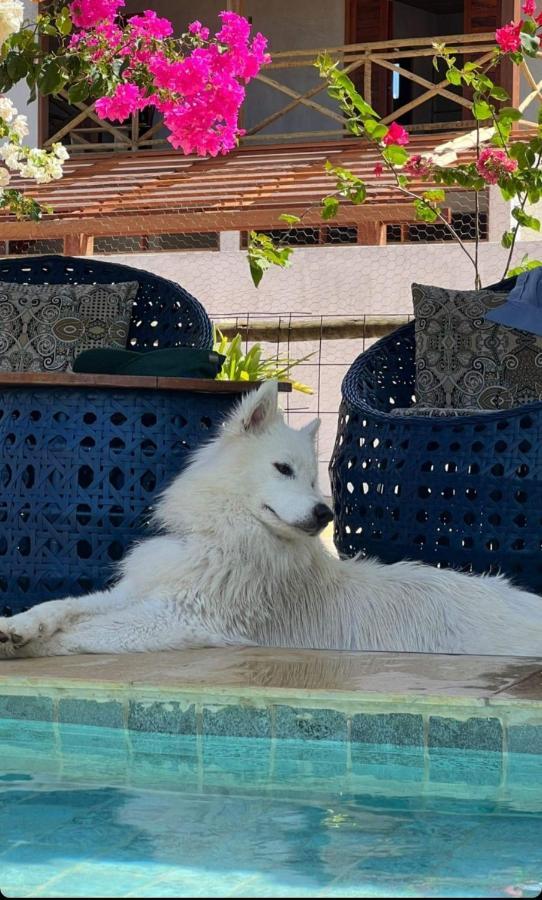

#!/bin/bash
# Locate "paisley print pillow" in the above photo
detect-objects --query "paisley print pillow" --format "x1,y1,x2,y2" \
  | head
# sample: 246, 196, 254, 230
412, 283, 542, 411
0, 281, 138, 372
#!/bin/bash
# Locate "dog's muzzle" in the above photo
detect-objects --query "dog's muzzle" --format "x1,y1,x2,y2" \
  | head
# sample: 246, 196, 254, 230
299, 503, 334, 535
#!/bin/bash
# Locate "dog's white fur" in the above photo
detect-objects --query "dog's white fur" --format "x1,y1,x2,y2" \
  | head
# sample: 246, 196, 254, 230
1, 381, 541, 659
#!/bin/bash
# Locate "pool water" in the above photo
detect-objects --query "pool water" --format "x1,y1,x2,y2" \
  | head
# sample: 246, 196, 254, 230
1, 719, 541, 898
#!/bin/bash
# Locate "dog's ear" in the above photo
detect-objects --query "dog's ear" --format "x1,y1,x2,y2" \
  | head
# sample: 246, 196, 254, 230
229, 380, 279, 435
301, 418, 320, 441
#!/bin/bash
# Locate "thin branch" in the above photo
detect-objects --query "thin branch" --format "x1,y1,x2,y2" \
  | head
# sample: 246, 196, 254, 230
381, 156, 478, 270
474, 122, 481, 289
502, 152, 542, 279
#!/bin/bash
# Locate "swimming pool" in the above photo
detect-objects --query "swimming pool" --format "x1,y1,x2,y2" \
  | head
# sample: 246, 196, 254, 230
1, 712, 541, 899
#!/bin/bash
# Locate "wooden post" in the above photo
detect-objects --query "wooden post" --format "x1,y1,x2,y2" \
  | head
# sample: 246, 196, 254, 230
500, 1, 522, 110
63, 234, 94, 256
357, 222, 387, 245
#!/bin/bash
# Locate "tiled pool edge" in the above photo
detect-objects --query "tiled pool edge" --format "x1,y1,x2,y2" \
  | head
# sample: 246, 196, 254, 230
1, 680, 542, 755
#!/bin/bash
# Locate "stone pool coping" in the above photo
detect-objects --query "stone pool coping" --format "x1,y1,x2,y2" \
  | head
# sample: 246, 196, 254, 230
1, 647, 541, 707
1, 648, 542, 756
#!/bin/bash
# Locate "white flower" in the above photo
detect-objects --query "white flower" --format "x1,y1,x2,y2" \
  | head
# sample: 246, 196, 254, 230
52, 142, 69, 161
0, 95, 16, 124
0, 0, 24, 48
0, 166, 10, 186
10, 114, 28, 138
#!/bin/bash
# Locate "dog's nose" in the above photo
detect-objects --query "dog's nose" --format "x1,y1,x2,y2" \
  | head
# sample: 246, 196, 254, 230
313, 503, 334, 527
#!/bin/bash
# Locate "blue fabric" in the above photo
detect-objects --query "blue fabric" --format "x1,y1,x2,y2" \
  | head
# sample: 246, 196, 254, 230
485, 267, 542, 335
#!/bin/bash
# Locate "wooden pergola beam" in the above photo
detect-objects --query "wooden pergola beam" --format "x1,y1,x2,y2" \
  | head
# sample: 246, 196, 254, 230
0, 203, 418, 241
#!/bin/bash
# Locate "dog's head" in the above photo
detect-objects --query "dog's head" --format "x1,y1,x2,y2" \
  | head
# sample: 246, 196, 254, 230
219, 380, 333, 539
158, 381, 333, 540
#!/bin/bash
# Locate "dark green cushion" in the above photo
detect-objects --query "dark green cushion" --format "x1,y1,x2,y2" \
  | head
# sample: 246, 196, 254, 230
73, 347, 225, 379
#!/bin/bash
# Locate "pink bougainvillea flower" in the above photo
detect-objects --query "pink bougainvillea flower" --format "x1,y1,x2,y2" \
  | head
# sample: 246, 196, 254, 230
495, 21, 523, 52
476, 147, 518, 184
127, 11, 173, 41
72, 7, 269, 157
69, 0, 124, 29
522, 1, 536, 16
95, 82, 148, 122
373, 162, 383, 177
188, 20, 210, 40
382, 122, 409, 146
404, 153, 434, 177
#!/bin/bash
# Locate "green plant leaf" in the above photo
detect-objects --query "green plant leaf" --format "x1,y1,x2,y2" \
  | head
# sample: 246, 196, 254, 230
507, 255, 542, 277
423, 189, 446, 203
521, 30, 540, 57
279, 213, 301, 226
383, 145, 409, 166
68, 80, 90, 104
414, 199, 438, 223
364, 118, 388, 140
321, 196, 340, 220
512, 208, 541, 231
38, 60, 66, 95
501, 230, 515, 249
498, 106, 522, 123
490, 85, 509, 101
446, 67, 462, 86
473, 98, 492, 121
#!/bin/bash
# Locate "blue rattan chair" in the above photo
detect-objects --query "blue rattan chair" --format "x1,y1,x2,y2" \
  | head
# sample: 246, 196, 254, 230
0, 256, 242, 613
330, 305, 542, 596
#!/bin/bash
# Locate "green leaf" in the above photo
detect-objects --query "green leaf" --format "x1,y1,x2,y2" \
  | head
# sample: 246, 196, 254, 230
490, 85, 509, 101
364, 119, 388, 141
473, 98, 492, 121
56, 7, 73, 36
382, 145, 409, 166
423, 189, 446, 203
521, 31, 540, 57
68, 80, 90, 104
446, 67, 462, 86
38, 60, 66, 95
279, 213, 301, 226
414, 199, 438, 223
523, 17, 538, 35
321, 196, 340, 220
507, 256, 542, 277
501, 230, 515, 249
498, 106, 522, 123
6, 52, 27, 81
512, 208, 541, 232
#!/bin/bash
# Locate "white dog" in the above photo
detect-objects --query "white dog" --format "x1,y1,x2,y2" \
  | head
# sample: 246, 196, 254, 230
1, 381, 541, 658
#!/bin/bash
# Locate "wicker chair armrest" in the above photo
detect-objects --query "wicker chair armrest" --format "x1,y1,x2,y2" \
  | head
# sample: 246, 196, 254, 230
0, 373, 292, 393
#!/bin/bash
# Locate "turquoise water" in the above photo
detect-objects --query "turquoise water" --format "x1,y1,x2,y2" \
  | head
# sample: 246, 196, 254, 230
1, 719, 542, 898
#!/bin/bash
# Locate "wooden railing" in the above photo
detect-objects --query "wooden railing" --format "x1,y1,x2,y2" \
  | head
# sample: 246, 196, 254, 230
42, 32, 533, 153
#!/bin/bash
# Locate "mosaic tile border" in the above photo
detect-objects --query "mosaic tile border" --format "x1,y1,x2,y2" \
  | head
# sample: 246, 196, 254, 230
1, 688, 542, 756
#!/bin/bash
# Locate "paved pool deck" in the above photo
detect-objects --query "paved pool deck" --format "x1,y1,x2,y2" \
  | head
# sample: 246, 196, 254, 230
1, 646, 541, 708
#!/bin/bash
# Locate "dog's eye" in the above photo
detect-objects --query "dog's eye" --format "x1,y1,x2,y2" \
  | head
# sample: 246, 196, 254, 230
274, 462, 294, 477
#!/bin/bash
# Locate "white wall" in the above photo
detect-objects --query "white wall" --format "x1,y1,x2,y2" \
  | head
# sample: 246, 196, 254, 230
5, 0, 38, 147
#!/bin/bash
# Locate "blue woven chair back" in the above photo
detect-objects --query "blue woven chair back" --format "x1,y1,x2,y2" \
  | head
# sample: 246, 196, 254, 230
0, 254, 213, 350
0, 255, 223, 613
330, 322, 542, 596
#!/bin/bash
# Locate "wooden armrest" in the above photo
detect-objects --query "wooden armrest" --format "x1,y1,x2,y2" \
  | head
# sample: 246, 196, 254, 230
0, 372, 292, 393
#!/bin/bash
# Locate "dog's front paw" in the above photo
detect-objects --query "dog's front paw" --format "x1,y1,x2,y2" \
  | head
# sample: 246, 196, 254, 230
0, 616, 48, 657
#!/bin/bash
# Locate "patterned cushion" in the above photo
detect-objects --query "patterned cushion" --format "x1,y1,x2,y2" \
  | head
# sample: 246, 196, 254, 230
412, 282, 542, 411
0, 281, 138, 372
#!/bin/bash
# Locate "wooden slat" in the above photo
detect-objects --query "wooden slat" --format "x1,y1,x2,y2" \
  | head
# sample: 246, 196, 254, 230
0, 372, 291, 393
